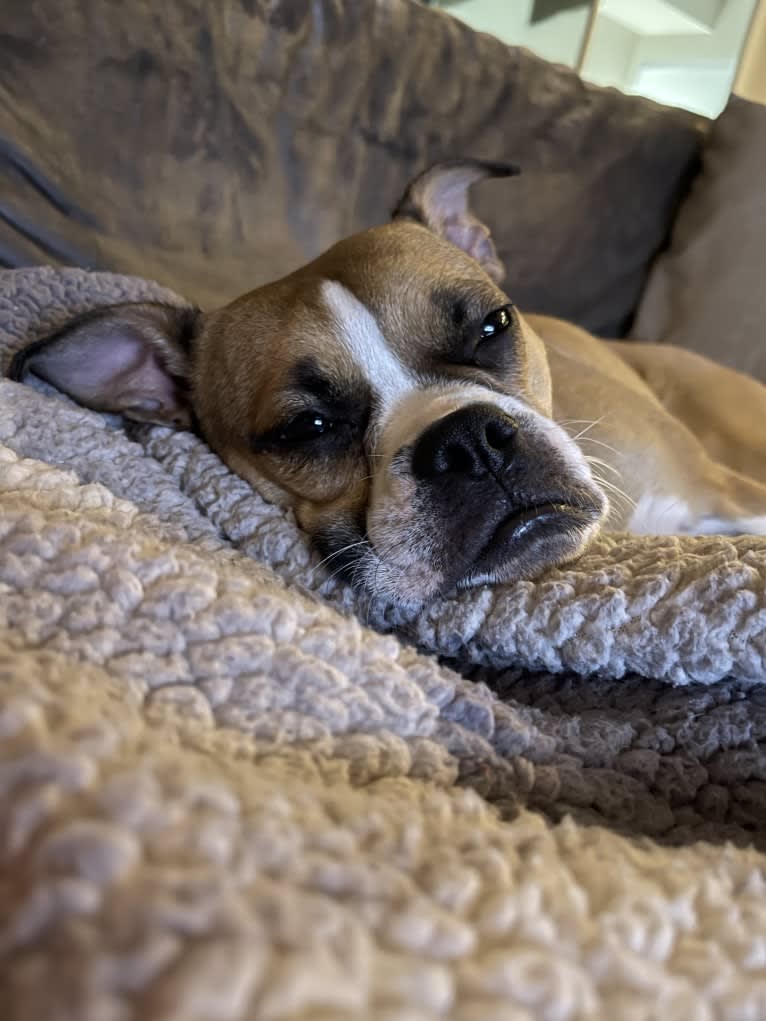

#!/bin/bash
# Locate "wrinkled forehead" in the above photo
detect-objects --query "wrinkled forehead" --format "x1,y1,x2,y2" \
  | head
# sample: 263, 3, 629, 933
263, 222, 504, 364
202, 221, 511, 424
313, 222, 507, 356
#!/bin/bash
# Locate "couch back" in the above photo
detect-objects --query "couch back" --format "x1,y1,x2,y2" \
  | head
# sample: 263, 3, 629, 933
0, 0, 704, 336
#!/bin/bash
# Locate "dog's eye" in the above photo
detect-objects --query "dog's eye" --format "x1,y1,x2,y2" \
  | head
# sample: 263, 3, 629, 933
278, 410, 331, 444
466, 304, 516, 369
251, 404, 362, 455
479, 305, 513, 340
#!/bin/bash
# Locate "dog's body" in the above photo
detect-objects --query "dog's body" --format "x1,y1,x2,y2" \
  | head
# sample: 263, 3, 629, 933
531, 316, 766, 536
11, 161, 766, 606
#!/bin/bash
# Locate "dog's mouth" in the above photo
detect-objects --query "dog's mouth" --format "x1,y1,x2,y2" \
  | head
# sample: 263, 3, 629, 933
477, 500, 596, 559
315, 488, 605, 608
500, 501, 590, 538
456, 495, 603, 589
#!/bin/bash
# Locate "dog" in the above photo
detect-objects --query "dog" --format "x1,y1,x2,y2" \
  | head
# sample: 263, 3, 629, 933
11, 161, 766, 607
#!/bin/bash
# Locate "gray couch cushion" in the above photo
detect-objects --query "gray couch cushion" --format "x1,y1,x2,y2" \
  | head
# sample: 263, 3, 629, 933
633, 95, 766, 378
0, 0, 703, 336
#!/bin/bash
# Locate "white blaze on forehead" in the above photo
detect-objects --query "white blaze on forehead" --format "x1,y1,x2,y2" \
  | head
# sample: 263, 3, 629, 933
321, 279, 596, 495
321, 280, 414, 415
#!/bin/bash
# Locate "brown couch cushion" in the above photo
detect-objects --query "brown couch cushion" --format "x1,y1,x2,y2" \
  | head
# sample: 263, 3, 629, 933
0, 0, 703, 336
633, 95, 766, 377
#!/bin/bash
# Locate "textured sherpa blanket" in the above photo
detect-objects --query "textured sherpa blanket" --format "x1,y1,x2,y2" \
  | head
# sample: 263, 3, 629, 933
1, 267, 766, 1019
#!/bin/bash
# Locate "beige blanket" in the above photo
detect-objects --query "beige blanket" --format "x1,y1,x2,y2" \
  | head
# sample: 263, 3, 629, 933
1, 267, 765, 1019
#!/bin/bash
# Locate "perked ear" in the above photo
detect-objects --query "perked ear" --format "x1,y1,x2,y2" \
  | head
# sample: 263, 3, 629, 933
10, 303, 200, 428
392, 159, 520, 283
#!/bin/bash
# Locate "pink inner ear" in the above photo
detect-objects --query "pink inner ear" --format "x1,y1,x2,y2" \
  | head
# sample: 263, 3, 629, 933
115, 347, 181, 412
442, 217, 491, 262
71, 331, 146, 392
32, 322, 181, 414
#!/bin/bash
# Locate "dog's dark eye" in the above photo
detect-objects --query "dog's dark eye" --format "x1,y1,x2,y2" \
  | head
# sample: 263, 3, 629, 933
479, 305, 513, 340
250, 400, 365, 455
251, 410, 337, 453
466, 304, 516, 369
278, 410, 331, 444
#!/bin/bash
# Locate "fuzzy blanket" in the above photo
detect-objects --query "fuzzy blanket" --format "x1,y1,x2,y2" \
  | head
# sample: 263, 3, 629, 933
1, 267, 765, 1019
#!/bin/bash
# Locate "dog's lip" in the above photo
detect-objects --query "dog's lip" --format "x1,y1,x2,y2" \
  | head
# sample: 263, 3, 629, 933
491, 501, 595, 544
463, 498, 599, 585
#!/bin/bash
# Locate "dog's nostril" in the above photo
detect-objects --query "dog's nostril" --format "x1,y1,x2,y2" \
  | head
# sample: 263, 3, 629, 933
484, 417, 517, 452
440, 442, 474, 475
412, 404, 520, 481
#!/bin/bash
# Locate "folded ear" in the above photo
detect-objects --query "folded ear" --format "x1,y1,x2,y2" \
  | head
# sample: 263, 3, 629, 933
10, 302, 200, 428
393, 159, 519, 283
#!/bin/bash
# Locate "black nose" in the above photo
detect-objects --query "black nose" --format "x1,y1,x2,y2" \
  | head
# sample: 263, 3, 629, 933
412, 404, 518, 480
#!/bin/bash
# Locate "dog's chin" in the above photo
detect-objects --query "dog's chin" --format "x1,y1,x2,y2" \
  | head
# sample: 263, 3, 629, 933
456, 502, 601, 590
315, 499, 605, 610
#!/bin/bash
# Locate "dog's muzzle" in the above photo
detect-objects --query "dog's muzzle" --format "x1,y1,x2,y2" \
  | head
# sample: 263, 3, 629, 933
410, 402, 604, 588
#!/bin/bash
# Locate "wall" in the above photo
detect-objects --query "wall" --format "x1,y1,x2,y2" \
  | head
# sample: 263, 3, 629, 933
735, 0, 766, 101
581, 16, 638, 88
441, 0, 591, 66
439, 0, 765, 115
582, 0, 758, 116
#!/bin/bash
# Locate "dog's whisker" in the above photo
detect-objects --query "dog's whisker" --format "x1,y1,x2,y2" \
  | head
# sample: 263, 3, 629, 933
326, 559, 366, 586
584, 454, 623, 479
590, 469, 627, 496
569, 415, 607, 442
591, 472, 636, 511
577, 435, 621, 458
310, 540, 371, 578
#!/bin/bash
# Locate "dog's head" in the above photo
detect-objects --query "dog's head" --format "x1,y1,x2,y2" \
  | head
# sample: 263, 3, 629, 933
11, 161, 607, 606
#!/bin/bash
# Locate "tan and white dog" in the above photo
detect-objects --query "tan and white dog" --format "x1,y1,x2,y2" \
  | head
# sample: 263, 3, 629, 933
11, 161, 766, 607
